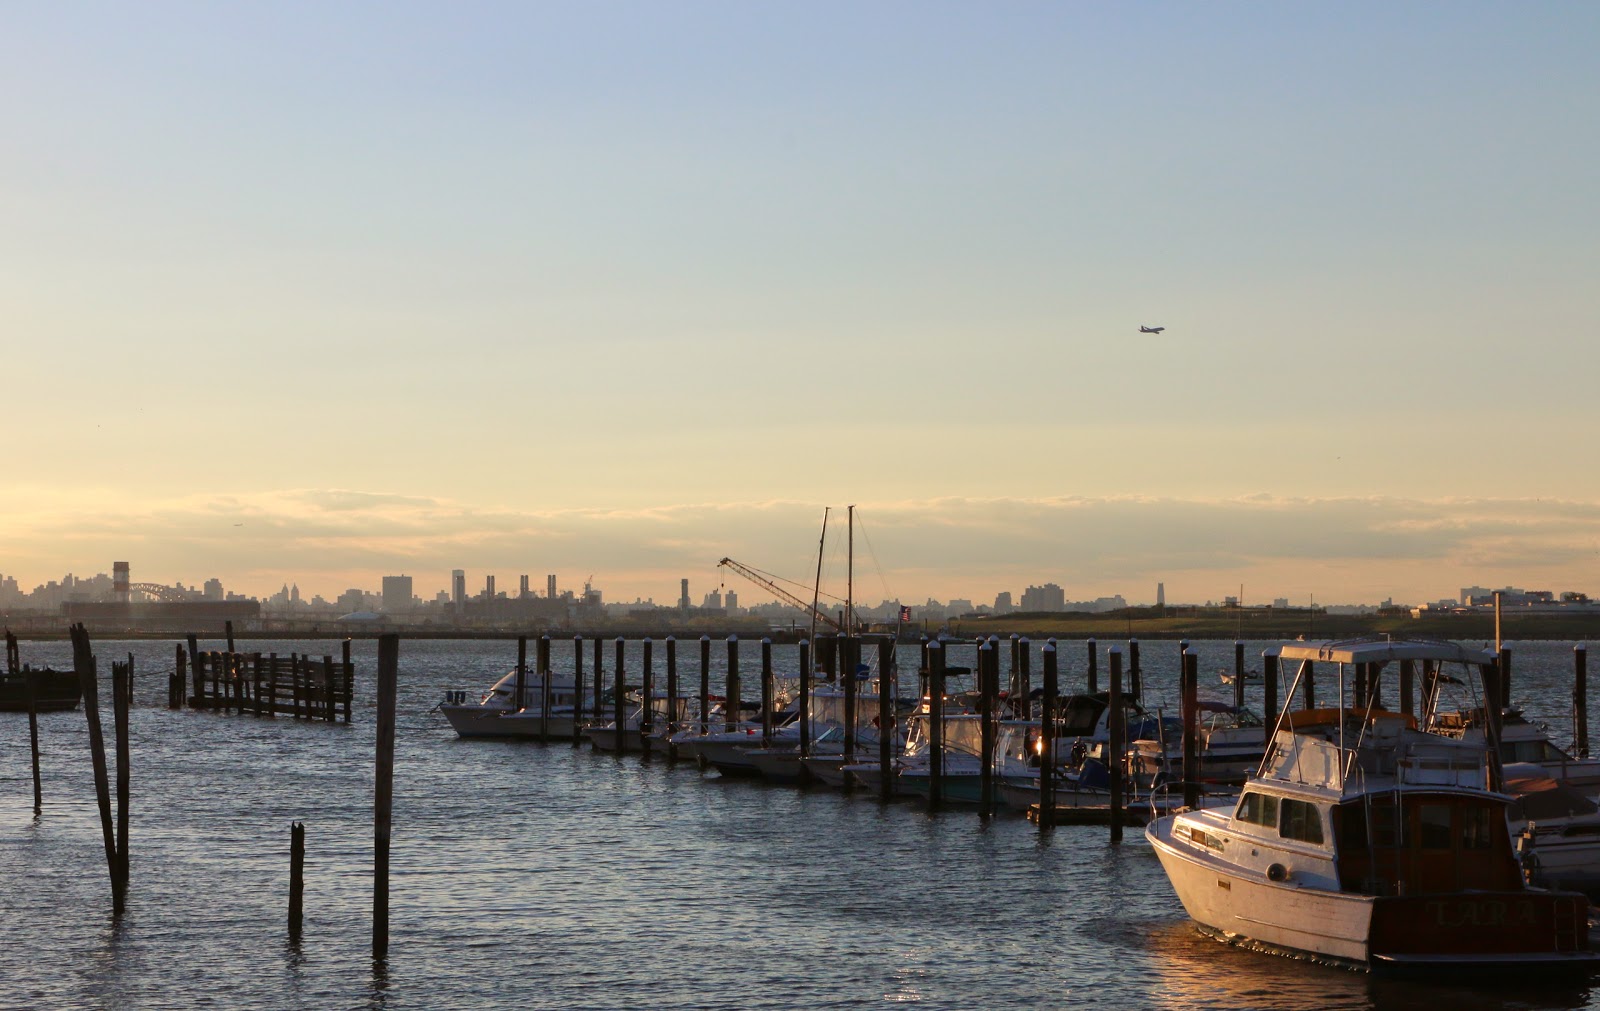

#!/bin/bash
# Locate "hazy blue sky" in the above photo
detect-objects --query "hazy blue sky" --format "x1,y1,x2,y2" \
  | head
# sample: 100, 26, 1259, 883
3, 2, 1597, 607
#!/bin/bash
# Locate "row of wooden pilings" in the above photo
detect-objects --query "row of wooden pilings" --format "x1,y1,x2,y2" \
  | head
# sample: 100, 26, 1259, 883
168, 633, 354, 723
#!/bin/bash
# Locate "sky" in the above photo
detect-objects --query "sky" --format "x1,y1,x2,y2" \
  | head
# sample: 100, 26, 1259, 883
3, 2, 1597, 608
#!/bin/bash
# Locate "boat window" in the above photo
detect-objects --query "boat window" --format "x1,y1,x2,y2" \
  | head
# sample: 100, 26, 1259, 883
1371, 803, 1407, 848
1419, 804, 1452, 849
1335, 804, 1367, 851
1460, 805, 1495, 850
1279, 798, 1324, 844
1235, 791, 1279, 828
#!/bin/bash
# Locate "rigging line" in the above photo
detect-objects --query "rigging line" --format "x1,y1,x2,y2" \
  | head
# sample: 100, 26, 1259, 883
853, 510, 896, 606
737, 560, 847, 604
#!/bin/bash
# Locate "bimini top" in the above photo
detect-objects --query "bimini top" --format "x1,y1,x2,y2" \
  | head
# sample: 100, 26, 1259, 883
1274, 636, 1495, 667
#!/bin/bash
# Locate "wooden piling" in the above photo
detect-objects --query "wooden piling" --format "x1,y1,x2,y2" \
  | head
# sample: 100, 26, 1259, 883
225, 620, 235, 654
699, 636, 711, 737
1263, 650, 1280, 725
1109, 645, 1124, 844
573, 636, 586, 746
1354, 662, 1367, 711
593, 636, 605, 723
372, 633, 398, 961
514, 635, 528, 720
664, 637, 678, 760
1181, 647, 1199, 810
877, 636, 894, 801
613, 638, 626, 756
538, 635, 552, 744
725, 636, 739, 732
342, 639, 353, 724
819, 635, 838, 684
1015, 637, 1031, 719
1575, 644, 1589, 759
759, 638, 773, 749
1040, 642, 1058, 824
171, 643, 185, 709
1008, 634, 1021, 701
842, 634, 857, 772
1233, 640, 1246, 710
187, 634, 202, 709
1128, 638, 1141, 701
26, 661, 41, 815
72, 625, 124, 914
1086, 638, 1097, 695
1303, 658, 1317, 709
1499, 646, 1512, 710
1399, 659, 1415, 718
798, 639, 812, 760
288, 821, 305, 943
927, 641, 945, 813
978, 640, 995, 819
114, 655, 131, 903
640, 638, 654, 757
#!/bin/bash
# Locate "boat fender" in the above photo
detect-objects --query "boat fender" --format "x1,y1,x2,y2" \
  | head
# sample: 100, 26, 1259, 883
1267, 863, 1289, 883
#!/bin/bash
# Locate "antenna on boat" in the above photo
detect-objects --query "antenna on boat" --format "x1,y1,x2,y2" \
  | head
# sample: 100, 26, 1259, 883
809, 508, 830, 648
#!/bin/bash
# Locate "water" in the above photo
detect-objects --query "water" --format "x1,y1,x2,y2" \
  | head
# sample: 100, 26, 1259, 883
1, 637, 1596, 1010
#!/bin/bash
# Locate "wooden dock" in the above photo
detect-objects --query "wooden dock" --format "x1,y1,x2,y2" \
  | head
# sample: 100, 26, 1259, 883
174, 645, 353, 723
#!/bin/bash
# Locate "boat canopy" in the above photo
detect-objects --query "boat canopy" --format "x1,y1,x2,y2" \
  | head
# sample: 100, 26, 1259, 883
1276, 637, 1495, 667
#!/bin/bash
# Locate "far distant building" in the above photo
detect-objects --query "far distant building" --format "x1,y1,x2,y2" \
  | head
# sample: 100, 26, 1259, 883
1157, 582, 1165, 608
1020, 583, 1066, 612
452, 570, 466, 612
1273, 597, 1290, 609
993, 591, 1013, 614
203, 578, 224, 601
702, 589, 723, 610
519, 575, 530, 598
485, 574, 495, 601
679, 579, 691, 610
547, 574, 557, 599
381, 574, 413, 612
725, 590, 738, 612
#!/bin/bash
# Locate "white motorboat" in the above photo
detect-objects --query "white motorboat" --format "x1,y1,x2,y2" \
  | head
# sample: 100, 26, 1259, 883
1147, 637, 1599, 971
587, 693, 689, 754
1429, 706, 1600, 796
439, 669, 584, 739
1128, 702, 1268, 788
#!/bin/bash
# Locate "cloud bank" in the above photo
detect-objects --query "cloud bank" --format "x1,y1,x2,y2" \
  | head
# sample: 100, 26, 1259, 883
2, 489, 1597, 606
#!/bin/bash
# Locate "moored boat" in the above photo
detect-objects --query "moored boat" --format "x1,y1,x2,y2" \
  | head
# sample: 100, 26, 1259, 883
1147, 637, 1600, 971
438, 669, 583, 739
0, 667, 81, 712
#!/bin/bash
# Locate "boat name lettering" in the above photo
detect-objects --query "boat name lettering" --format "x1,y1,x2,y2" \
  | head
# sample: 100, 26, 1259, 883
1424, 899, 1537, 929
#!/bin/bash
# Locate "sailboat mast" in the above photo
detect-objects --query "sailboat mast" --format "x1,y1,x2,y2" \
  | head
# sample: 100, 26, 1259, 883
847, 504, 854, 636
809, 508, 830, 646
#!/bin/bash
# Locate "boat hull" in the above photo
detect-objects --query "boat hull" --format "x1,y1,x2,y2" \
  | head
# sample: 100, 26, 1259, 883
441, 706, 582, 740
1149, 818, 1596, 967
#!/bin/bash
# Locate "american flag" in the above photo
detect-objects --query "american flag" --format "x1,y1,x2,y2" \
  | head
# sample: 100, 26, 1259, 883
898, 605, 913, 623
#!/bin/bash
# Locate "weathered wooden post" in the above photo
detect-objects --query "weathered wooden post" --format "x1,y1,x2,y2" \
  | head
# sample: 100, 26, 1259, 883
1008, 633, 1021, 701
1040, 641, 1058, 826
1263, 650, 1280, 725
538, 635, 552, 743
1576, 644, 1589, 759
342, 639, 353, 724
1109, 645, 1125, 844
821, 634, 838, 684
373, 633, 398, 960
225, 620, 236, 654
927, 640, 945, 813
877, 636, 895, 801
1499, 645, 1513, 710
1399, 659, 1415, 718
289, 821, 305, 943
26, 663, 41, 815
978, 640, 996, 819
573, 636, 586, 746
1303, 658, 1317, 709
321, 657, 337, 722
798, 639, 813, 761
114, 654, 131, 898
171, 643, 185, 709
664, 636, 678, 759
1016, 637, 1031, 718
1483, 656, 1505, 749
699, 635, 711, 737
72, 625, 123, 914
1353, 662, 1367, 712
514, 634, 528, 722
613, 638, 626, 756
725, 636, 740, 732
842, 634, 858, 775
760, 638, 774, 749
640, 637, 654, 757
1128, 638, 1141, 702
1233, 640, 1246, 710
187, 633, 202, 709
1181, 647, 1199, 810
593, 636, 605, 721
1086, 637, 1097, 694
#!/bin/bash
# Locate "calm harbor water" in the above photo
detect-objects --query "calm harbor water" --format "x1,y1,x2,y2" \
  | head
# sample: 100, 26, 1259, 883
2, 636, 1597, 1010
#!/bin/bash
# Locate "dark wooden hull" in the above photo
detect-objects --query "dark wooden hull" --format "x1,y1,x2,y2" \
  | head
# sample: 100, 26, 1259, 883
0, 669, 82, 712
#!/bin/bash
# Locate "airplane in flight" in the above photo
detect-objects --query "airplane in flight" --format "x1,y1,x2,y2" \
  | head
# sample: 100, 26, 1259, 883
1138, 325, 1166, 334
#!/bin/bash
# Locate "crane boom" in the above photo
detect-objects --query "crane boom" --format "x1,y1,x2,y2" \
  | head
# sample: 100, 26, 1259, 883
716, 557, 844, 633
